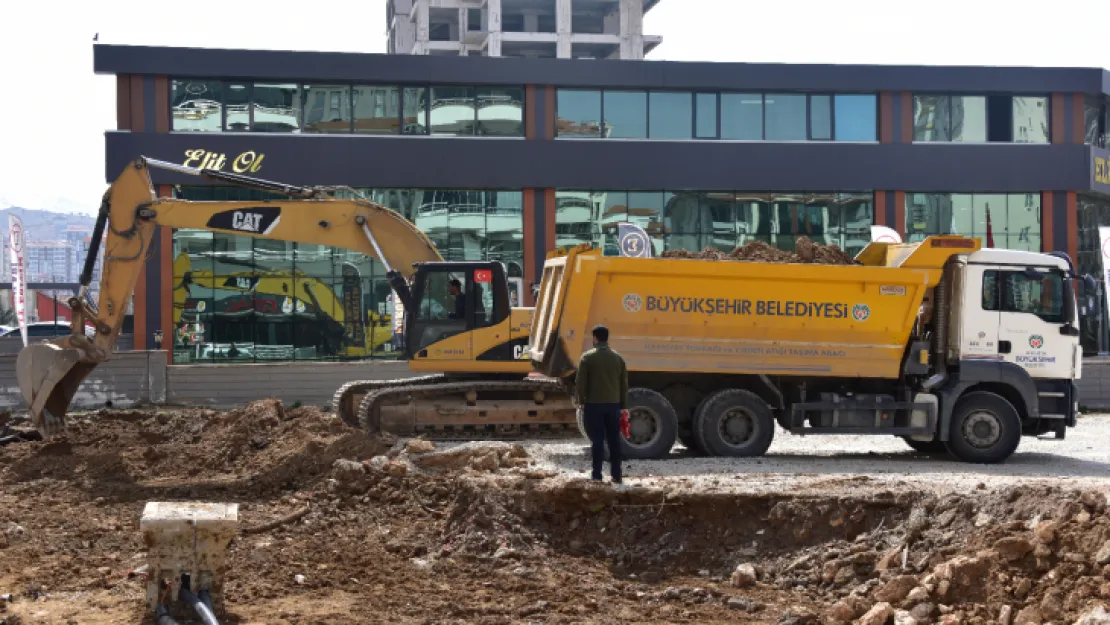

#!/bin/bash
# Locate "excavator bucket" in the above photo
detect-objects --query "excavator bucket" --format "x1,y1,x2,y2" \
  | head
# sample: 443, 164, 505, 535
15, 341, 96, 436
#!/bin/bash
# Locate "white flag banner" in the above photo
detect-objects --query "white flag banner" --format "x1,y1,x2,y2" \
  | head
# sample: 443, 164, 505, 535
1098, 227, 1110, 333
8, 214, 28, 346
870, 225, 902, 244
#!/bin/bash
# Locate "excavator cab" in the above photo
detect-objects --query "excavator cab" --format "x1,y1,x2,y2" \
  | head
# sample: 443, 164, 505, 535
404, 262, 510, 361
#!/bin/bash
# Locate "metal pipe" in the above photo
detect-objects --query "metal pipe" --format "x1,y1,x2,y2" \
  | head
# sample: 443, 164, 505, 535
198, 589, 214, 613
155, 604, 181, 625
179, 586, 220, 625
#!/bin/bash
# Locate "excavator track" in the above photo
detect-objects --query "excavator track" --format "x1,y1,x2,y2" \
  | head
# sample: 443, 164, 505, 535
356, 378, 580, 441
331, 375, 448, 427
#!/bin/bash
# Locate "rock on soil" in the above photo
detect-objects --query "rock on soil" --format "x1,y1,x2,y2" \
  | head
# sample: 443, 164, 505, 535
659, 235, 858, 265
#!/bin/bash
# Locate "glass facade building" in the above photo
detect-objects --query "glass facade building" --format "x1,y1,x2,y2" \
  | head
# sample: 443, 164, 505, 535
96, 44, 1110, 361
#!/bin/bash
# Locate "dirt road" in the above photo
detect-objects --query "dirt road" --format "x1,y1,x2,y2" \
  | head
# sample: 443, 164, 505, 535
2, 403, 1110, 624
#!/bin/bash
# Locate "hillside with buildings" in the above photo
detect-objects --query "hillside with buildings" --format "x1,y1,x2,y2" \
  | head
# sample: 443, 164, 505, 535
1, 207, 99, 284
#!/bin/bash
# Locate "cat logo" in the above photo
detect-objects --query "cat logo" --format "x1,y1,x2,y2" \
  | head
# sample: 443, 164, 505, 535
206, 207, 281, 235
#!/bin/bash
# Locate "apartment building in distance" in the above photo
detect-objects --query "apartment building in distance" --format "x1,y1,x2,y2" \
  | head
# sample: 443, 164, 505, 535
387, 0, 662, 59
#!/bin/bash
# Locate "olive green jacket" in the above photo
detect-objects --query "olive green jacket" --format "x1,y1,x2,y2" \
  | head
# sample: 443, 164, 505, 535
575, 343, 629, 409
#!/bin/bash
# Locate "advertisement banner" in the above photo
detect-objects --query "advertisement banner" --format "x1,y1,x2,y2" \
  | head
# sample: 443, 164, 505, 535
1098, 227, 1110, 336
617, 222, 653, 258
8, 214, 28, 346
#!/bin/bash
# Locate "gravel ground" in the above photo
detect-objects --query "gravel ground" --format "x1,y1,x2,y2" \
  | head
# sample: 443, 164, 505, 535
507, 413, 1110, 497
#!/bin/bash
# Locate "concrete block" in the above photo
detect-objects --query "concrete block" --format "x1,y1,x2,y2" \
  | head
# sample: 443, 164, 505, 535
140, 501, 238, 615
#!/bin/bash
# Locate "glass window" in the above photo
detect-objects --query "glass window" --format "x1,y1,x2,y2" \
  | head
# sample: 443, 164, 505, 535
971, 194, 1006, 245
1001, 271, 1065, 323
604, 91, 647, 139
764, 94, 806, 141
1007, 193, 1041, 252
252, 83, 300, 133
1012, 96, 1048, 144
1084, 95, 1103, 145
476, 87, 524, 137
906, 193, 1039, 251
627, 192, 665, 254
302, 84, 351, 133
353, 86, 401, 135
913, 95, 950, 142
648, 92, 692, 140
809, 95, 832, 140
721, 94, 762, 140
664, 192, 707, 252
430, 87, 476, 136
951, 96, 987, 143
555, 190, 602, 248
983, 271, 1000, 311
402, 87, 428, 135
172, 79, 223, 132
834, 95, 877, 141
224, 83, 251, 131
695, 93, 717, 139
556, 89, 602, 137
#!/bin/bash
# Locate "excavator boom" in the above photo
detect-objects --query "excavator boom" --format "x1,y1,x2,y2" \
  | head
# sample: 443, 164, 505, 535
17, 157, 442, 435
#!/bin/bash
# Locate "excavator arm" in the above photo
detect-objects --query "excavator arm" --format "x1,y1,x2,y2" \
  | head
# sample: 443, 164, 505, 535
16, 156, 442, 435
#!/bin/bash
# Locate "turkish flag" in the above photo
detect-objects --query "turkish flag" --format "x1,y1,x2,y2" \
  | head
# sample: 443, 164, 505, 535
474, 269, 492, 283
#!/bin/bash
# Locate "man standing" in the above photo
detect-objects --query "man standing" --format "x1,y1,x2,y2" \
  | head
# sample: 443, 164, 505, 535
447, 279, 465, 319
575, 324, 629, 484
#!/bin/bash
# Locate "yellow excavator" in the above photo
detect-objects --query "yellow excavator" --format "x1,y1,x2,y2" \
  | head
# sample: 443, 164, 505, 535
16, 157, 576, 439
171, 252, 395, 358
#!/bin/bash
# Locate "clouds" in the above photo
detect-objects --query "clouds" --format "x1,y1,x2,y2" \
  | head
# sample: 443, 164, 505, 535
1, 0, 1106, 215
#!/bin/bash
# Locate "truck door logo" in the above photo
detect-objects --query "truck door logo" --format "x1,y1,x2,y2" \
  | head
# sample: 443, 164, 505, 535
623, 294, 643, 312
851, 303, 871, 322
1029, 335, 1044, 349
206, 207, 281, 235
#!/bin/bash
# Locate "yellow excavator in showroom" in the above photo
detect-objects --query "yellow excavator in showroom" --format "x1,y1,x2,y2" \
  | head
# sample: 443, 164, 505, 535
16, 157, 576, 440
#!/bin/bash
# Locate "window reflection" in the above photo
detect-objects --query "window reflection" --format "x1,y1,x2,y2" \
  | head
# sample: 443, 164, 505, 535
252, 83, 301, 133
765, 94, 806, 141
721, 93, 762, 140
171, 186, 522, 364
809, 95, 832, 140
172, 80, 224, 132
556, 89, 603, 137
695, 93, 717, 139
225, 83, 251, 131
557, 190, 874, 258
914, 95, 987, 143
402, 88, 428, 135
431, 87, 476, 136
648, 92, 692, 140
1012, 96, 1048, 144
353, 86, 400, 135
604, 91, 647, 139
905, 193, 1040, 251
302, 84, 351, 133
476, 87, 524, 137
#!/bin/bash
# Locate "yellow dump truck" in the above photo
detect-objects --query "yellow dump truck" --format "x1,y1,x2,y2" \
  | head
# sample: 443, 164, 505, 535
528, 236, 1084, 464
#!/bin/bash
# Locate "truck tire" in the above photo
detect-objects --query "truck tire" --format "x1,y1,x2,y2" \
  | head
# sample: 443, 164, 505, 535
944, 391, 1022, 464
901, 437, 947, 454
694, 389, 775, 457
621, 388, 678, 460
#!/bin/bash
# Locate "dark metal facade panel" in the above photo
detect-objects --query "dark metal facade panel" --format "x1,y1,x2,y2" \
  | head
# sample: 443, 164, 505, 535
93, 44, 1110, 95
105, 131, 1095, 193
145, 226, 163, 349
1053, 191, 1069, 253
884, 191, 897, 227
534, 86, 548, 141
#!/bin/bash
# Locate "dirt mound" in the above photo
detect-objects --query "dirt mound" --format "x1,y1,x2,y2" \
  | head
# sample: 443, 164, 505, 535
660, 236, 858, 265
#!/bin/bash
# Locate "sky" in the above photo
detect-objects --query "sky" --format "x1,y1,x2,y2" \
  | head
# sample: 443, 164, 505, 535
0, 0, 1107, 215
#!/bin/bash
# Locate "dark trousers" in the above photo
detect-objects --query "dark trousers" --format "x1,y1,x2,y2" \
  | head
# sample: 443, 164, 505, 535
583, 402, 622, 482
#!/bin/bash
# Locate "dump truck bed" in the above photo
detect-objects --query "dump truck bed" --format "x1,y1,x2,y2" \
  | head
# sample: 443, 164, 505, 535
530, 239, 972, 381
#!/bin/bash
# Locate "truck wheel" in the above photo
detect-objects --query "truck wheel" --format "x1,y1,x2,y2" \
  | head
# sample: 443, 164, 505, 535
945, 392, 1022, 464
901, 437, 947, 454
621, 388, 678, 460
694, 389, 775, 457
